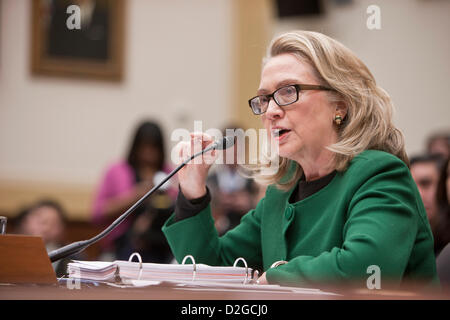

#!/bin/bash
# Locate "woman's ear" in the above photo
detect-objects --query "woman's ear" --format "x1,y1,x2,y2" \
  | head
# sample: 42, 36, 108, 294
335, 100, 348, 120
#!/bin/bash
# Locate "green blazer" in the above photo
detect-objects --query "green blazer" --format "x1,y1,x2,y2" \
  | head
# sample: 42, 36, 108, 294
162, 150, 438, 287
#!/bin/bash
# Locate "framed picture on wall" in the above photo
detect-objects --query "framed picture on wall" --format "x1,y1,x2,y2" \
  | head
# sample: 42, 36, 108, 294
31, 0, 125, 81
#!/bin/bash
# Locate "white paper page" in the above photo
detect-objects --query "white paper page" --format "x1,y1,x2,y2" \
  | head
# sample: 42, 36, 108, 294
70, 260, 116, 271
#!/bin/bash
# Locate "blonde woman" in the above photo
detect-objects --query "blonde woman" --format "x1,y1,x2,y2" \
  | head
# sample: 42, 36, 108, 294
162, 31, 438, 288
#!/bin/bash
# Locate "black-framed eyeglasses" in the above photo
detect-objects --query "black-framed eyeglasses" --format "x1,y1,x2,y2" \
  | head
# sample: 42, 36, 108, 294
248, 84, 334, 115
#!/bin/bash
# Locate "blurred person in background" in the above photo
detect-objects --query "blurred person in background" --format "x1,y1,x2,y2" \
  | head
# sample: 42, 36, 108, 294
427, 131, 450, 159
207, 125, 261, 235
410, 154, 445, 224
92, 120, 176, 262
434, 158, 450, 285
15, 199, 70, 277
434, 158, 450, 255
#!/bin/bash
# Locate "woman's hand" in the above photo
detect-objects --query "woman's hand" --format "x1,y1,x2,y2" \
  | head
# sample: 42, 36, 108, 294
258, 272, 268, 285
175, 132, 218, 200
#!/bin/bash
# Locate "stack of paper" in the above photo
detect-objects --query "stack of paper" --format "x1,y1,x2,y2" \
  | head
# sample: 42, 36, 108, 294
67, 260, 254, 284
67, 261, 119, 282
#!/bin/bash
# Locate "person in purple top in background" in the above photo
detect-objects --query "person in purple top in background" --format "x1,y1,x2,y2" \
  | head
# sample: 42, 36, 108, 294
92, 120, 177, 262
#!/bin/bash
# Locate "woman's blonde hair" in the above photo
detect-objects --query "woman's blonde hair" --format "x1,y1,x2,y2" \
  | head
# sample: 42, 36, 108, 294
248, 30, 408, 190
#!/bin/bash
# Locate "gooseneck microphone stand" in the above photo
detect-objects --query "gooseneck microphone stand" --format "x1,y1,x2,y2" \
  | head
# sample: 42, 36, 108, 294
49, 136, 234, 263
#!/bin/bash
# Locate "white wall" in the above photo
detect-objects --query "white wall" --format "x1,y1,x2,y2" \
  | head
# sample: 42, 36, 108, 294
273, 0, 450, 156
0, 0, 232, 186
1, 0, 449, 190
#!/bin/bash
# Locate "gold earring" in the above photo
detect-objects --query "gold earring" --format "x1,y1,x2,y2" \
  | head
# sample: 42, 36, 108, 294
334, 115, 343, 125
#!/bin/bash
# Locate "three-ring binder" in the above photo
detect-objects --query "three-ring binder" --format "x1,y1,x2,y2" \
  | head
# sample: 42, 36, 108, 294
180, 254, 253, 284
125, 252, 256, 284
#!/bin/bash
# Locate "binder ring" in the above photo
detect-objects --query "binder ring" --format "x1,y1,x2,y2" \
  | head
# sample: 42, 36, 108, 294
252, 269, 260, 284
128, 252, 143, 280
270, 260, 288, 268
181, 255, 197, 282
233, 257, 249, 284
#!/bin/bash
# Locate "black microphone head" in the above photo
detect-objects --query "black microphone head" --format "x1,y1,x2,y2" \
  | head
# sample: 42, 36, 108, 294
216, 136, 235, 150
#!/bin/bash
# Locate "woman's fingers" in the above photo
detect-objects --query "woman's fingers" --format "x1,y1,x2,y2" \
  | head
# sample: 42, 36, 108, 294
173, 140, 189, 165
189, 132, 215, 151
175, 132, 217, 199
174, 132, 219, 165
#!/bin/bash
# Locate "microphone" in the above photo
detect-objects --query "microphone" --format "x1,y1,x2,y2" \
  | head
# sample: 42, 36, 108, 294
153, 171, 170, 191
48, 136, 235, 263
202, 135, 235, 153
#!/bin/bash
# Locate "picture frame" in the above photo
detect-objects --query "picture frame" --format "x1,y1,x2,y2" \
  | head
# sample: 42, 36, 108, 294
31, 0, 125, 81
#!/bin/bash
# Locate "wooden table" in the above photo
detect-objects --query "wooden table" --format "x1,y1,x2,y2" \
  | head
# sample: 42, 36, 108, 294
2, 282, 448, 319
1, 282, 449, 300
